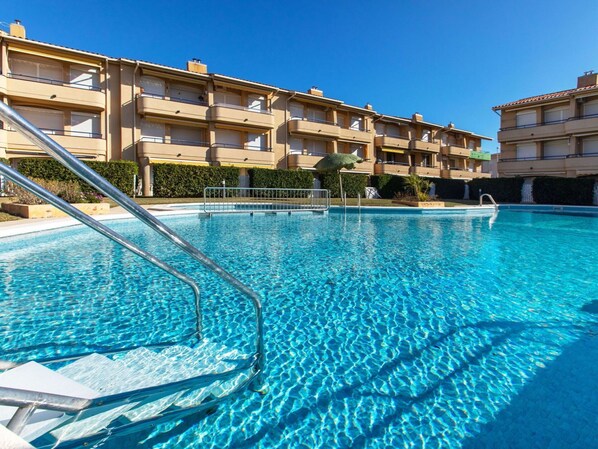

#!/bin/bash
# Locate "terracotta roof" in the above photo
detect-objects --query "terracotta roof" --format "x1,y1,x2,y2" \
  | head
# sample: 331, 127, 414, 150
493, 83, 598, 110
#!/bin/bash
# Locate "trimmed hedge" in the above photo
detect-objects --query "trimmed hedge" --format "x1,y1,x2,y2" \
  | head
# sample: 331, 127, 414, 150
321, 172, 368, 198
469, 178, 524, 203
370, 175, 406, 199
17, 158, 138, 196
533, 177, 596, 205
153, 164, 239, 197
0, 158, 8, 165
428, 178, 466, 200
249, 168, 313, 190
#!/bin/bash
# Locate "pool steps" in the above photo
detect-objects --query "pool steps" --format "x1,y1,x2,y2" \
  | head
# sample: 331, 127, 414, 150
0, 340, 250, 447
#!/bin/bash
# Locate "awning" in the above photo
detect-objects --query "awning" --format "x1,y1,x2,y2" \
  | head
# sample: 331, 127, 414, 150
469, 151, 491, 161
381, 148, 407, 154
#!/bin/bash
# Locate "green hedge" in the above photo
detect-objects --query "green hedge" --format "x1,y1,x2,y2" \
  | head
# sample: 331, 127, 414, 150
533, 177, 596, 205
17, 158, 138, 196
469, 177, 524, 203
0, 158, 8, 165
428, 178, 466, 200
321, 172, 368, 198
370, 175, 406, 199
153, 164, 239, 197
249, 168, 313, 190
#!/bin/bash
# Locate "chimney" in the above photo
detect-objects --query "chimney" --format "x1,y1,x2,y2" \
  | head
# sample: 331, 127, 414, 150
187, 58, 207, 74
9, 19, 26, 39
308, 86, 323, 97
364, 103, 373, 110
412, 112, 423, 122
577, 70, 598, 88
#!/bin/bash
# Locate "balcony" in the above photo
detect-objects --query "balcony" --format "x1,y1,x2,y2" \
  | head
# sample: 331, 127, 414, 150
137, 95, 208, 122
210, 145, 275, 167
409, 139, 440, 153
287, 118, 340, 139
441, 168, 477, 179
374, 135, 410, 150
565, 114, 598, 135
137, 138, 209, 163
441, 145, 470, 158
338, 126, 371, 144
410, 165, 441, 177
287, 152, 327, 170
209, 104, 275, 129
497, 121, 566, 142
374, 162, 411, 176
469, 171, 491, 179
498, 156, 568, 177
344, 159, 374, 174
563, 153, 598, 176
4, 74, 105, 110
4, 129, 106, 159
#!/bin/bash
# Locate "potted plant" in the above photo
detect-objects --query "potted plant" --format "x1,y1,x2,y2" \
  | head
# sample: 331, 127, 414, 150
393, 174, 445, 207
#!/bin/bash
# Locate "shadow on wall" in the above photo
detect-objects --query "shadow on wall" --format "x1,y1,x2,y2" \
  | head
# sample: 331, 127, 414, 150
463, 314, 598, 449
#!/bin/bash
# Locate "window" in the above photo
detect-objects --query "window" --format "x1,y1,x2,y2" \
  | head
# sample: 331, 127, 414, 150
215, 129, 242, 148
247, 95, 266, 111
71, 112, 100, 138
516, 110, 536, 128
421, 154, 431, 166
305, 140, 327, 155
70, 65, 100, 90
140, 119, 165, 143
421, 129, 431, 142
14, 106, 63, 133
214, 90, 241, 106
350, 144, 365, 158
543, 106, 568, 123
515, 143, 536, 159
169, 84, 204, 104
374, 123, 385, 135
289, 138, 303, 154
170, 126, 203, 145
582, 135, 598, 155
289, 102, 304, 119
9, 54, 63, 82
350, 116, 363, 131
467, 140, 475, 150
140, 76, 165, 98
306, 108, 326, 123
337, 114, 346, 128
583, 98, 598, 117
441, 133, 448, 146
543, 139, 569, 158
247, 133, 265, 150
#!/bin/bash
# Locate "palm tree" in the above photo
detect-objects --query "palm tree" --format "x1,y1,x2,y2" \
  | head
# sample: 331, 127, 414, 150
314, 153, 363, 199
403, 174, 431, 201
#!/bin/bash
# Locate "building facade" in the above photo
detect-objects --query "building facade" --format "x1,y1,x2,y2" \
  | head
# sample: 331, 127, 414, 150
0, 21, 491, 196
494, 71, 598, 178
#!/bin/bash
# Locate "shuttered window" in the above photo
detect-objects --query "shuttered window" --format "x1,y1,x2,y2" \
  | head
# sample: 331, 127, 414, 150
215, 129, 242, 148
582, 135, 598, 155
214, 91, 241, 106
543, 139, 569, 158
516, 143, 536, 159
583, 98, 598, 117
140, 119, 165, 143
306, 140, 327, 155
289, 138, 303, 154
170, 126, 203, 145
140, 76, 165, 98
169, 84, 204, 104
14, 106, 63, 133
9, 55, 63, 82
289, 102, 304, 119
71, 112, 100, 138
307, 108, 326, 123
516, 110, 536, 127
543, 106, 568, 123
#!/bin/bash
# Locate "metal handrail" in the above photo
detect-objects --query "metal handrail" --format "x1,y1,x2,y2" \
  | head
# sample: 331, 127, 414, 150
0, 101, 264, 389
479, 193, 498, 209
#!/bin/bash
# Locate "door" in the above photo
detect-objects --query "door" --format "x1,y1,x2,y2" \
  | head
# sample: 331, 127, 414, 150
140, 76, 165, 98
71, 112, 100, 138
247, 95, 265, 111
247, 133, 264, 150
140, 119, 165, 143
70, 65, 100, 90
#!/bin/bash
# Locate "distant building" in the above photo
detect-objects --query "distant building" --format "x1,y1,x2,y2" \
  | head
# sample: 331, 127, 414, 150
493, 71, 598, 178
0, 21, 491, 196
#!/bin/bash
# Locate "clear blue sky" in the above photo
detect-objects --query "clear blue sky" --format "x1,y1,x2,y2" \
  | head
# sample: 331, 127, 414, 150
2, 0, 598, 151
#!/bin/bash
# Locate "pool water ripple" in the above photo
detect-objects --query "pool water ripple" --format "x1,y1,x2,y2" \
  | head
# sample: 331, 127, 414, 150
0, 211, 597, 448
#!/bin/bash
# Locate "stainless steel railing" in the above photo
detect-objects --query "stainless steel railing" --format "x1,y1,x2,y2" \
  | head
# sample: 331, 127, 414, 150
479, 193, 498, 210
0, 101, 265, 388
203, 187, 330, 214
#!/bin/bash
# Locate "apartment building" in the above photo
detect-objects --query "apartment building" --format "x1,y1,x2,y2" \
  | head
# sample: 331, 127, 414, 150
494, 71, 598, 178
0, 21, 491, 196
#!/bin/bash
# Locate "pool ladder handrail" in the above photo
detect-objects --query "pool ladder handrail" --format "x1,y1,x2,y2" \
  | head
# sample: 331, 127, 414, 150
0, 102, 265, 388
479, 193, 498, 210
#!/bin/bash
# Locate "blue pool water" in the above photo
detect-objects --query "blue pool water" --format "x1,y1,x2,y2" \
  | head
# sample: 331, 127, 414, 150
1, 210, 597, 448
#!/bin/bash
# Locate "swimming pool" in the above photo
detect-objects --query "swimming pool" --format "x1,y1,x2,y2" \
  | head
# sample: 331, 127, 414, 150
1, 210, 597, 448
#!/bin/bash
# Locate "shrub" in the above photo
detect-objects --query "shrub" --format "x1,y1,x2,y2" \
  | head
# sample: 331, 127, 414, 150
17, 158, 138, 196
249, 168, 313, 190
320, 172, 368, 198
370, 175, 407, 199
7, 178, 99, 204
427, 177, 466, 199
469, 178, 524, 203
533, 177, 596, 205
152, 164, 239, 197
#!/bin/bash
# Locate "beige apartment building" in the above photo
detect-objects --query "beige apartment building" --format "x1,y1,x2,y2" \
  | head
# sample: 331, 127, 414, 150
0, 21, 491, 196
494, 71, 598, 178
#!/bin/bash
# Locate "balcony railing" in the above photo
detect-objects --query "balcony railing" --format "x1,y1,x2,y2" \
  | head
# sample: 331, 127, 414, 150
212, 143, 273, 151
5, 72, 102, 92
139, 136, 209, 146
140, 92, 208, 106
499, 155, 568, 162
213, 102, 272, 115
6, 127, 102, 139
291, 117, 337, 126
500, 113, 598, 131
378, 161, 410, 166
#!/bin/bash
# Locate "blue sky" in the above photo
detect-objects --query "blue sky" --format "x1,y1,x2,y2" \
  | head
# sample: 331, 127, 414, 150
2, 0, 598, 151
